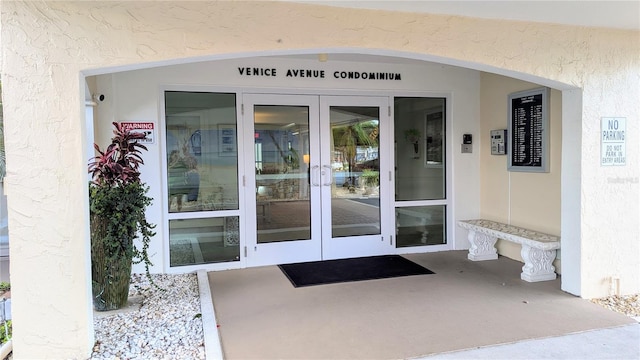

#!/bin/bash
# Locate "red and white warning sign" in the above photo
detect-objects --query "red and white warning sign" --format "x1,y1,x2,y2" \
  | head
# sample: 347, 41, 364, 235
120, 122, 155, 144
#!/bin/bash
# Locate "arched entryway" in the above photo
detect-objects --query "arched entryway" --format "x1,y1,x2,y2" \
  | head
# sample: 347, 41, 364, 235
86, 49, 578, 294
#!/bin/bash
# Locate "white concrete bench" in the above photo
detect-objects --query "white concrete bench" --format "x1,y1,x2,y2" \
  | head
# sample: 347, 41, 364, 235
457, 219, 560, 282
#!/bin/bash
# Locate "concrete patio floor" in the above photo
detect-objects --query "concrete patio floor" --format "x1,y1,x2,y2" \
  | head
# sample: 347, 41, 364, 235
207, 250, 637, 359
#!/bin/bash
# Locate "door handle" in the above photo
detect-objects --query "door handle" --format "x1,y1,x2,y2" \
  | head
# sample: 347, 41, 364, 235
311, 165, 320, 186
322, 165, 333, 186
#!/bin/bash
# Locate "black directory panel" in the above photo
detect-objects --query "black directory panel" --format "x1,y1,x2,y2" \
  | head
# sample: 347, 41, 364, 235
508, 87, 549, 172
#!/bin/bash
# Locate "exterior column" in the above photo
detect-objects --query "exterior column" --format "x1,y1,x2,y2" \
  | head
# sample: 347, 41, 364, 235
2, 70, 94, 357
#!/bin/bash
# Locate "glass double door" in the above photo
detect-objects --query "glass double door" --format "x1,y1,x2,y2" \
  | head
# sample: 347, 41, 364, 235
244, 94, 392, 266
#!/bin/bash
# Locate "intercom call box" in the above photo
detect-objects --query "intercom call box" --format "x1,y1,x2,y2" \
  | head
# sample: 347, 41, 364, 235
491, 129, 507, 155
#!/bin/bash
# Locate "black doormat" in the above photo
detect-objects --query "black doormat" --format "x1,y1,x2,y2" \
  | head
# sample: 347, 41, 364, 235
278, 255, 435, 287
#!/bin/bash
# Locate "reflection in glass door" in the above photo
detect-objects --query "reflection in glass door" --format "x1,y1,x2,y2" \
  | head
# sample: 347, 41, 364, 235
254, 105, 311, 243
328, 106, 381, 238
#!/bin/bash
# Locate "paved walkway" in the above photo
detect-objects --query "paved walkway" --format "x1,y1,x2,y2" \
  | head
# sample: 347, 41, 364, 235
207, 251, 637, 359
421, 322, 640, 359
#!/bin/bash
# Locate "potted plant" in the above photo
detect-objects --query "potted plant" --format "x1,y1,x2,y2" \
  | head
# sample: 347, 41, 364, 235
88, 122, 156, 311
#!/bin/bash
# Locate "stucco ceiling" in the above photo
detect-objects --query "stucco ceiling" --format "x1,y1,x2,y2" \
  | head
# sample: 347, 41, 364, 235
289, 1, 640, 30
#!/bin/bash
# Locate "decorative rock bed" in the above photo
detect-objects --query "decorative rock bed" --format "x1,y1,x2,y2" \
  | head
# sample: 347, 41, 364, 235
91, 273, 205, 360
591, 293, 640, 320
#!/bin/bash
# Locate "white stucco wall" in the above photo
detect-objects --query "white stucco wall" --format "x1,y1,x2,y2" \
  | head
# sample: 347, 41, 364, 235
1, 1, 638, 358
580, 64, 640, 298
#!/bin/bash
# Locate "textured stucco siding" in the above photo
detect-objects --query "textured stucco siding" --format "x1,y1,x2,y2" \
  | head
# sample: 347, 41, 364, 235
1, 1, 638, 358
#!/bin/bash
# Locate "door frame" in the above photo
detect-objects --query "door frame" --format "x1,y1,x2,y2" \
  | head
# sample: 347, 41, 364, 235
243, 93, 394, 266
319, 95, 394, 260
160, 85, 454, 273
242, 93, 322, 267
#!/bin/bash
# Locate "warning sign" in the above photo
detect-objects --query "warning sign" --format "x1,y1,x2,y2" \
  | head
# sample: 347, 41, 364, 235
120, 122, 155, 144
601, 117, 625, 166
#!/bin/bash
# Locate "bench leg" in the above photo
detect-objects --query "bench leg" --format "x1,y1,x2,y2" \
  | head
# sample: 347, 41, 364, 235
520, 245, 557, 282
467, 230, 498, 261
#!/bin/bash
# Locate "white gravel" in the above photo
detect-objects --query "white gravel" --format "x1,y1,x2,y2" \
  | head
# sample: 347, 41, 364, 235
591, 293, 640, 319
91, 273, 205, 360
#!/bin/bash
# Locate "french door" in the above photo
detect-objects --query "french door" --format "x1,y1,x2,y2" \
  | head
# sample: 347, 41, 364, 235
243, 94, 392, 266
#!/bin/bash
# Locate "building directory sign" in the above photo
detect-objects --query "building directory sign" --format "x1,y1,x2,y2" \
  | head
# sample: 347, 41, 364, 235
507, 87, 549, 173
601, 117, 626, 166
